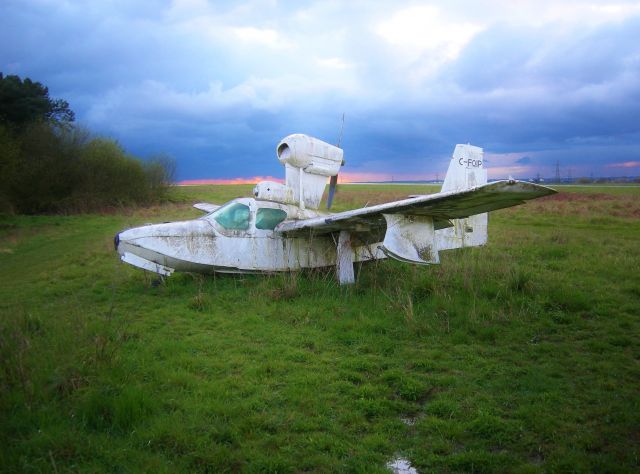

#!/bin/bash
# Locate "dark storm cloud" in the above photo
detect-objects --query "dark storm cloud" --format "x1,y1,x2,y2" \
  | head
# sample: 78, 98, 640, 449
1, 1, 639, 180
439, 16, 640, 151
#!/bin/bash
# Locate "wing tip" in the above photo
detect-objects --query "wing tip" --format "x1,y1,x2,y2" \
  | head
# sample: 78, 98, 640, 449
496, 179, 558, 195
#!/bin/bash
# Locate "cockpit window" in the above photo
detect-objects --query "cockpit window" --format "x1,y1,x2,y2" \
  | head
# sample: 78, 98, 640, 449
256, 208, 287, 230
212, 202, 250, 230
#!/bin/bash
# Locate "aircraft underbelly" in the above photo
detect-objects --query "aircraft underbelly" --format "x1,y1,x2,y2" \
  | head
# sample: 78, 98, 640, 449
120, 232, 384, 276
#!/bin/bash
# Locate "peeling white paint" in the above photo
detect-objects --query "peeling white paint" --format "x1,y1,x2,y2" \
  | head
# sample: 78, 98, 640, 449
382, 214, 439, 264
115, 137, 556, 284
336, 230, 355, 284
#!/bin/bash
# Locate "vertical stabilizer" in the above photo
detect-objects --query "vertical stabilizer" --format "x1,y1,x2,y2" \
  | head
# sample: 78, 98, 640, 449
441, 144, 486, 192
437, 144, 488, 250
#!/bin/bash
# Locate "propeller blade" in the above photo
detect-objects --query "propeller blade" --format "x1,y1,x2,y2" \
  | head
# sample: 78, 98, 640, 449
327, 174, 338, 209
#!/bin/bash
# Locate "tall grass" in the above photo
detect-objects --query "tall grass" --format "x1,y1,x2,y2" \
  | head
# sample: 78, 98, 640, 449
0, 184, 639, 472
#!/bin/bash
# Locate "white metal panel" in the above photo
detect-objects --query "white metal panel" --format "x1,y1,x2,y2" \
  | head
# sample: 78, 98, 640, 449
193, 202, 220, 213
121, 252, 174, 276
381, 214, 439, 264
336, 231, 355, 284
275, 134, 343, 210
276, 180, 556, 236
253, 181, 295, 205
276, 134, 343, 175
436, 213, 488, 251
442, 144, 487, 193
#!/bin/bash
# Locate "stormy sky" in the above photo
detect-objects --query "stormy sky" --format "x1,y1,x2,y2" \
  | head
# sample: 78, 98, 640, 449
2, 0, 639, 181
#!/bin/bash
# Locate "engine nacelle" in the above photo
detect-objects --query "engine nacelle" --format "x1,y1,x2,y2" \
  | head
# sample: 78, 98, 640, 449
257, 134, 344, 209
276, 134, 343, 177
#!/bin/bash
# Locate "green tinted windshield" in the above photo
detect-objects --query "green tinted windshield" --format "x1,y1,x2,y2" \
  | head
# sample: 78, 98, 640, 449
256, 208, 287, 230
212, 202, 250, 230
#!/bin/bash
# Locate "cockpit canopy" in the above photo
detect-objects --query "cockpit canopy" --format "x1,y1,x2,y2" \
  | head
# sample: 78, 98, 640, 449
204, 199, 288, 232
212, 202, 251, 230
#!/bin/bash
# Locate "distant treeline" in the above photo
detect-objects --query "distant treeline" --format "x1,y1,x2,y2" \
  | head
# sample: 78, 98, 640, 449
0, 73, 175, 214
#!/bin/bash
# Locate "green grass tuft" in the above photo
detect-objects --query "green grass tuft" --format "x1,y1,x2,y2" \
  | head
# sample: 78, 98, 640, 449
1, 184, 639, 471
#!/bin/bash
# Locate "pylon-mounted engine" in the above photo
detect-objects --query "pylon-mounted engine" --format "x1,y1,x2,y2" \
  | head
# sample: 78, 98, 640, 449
253, 134, 343, 209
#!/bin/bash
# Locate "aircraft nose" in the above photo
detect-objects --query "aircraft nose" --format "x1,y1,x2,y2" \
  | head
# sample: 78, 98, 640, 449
114, 232, 120, 251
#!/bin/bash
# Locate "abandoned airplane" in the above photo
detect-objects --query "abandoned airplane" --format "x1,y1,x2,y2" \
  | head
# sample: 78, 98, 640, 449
114, 134, 556, 284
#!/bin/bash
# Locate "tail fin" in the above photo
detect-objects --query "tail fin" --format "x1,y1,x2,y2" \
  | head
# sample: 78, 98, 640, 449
437, 144, 488, 250
441, 144, 487, 193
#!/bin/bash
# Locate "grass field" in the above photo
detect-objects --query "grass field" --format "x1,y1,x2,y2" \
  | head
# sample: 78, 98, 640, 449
1, 184, 639, 473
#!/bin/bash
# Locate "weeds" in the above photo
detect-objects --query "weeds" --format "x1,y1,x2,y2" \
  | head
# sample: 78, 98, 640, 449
0, 314, 33, 404
268, 272, 300, 301
507, 268, 533, 293
188, 274, 211, 311
1, 184, 639, 472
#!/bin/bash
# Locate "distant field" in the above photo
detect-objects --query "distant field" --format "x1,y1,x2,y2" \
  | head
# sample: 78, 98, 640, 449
1, 184, 639, 472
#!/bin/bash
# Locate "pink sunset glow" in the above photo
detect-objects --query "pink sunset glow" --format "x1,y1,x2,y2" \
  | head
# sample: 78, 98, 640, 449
178, 176, 284, 185
606, 161, 640, 169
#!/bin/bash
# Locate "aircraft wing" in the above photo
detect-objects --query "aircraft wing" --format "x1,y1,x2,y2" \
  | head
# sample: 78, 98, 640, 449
275, 180, 556, 237
193, 202, 220, 213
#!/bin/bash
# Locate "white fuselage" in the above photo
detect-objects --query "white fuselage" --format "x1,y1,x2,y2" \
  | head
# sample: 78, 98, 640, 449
115, 197, 384, 276
114, 139, 555, 283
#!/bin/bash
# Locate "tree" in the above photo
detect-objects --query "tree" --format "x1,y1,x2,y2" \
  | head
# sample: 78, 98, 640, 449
0, 74, 174, 214
0, 73, 74, 129
144, 153, 177, 197
0, 124, 21, 212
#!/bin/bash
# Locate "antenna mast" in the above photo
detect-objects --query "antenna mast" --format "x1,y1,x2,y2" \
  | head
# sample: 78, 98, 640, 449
337, 113, 345, 148
327, 113, 345, 210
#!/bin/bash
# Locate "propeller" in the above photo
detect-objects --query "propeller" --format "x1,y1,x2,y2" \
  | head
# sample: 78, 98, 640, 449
327, 174, 338, 209
327, 113, 345, 210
